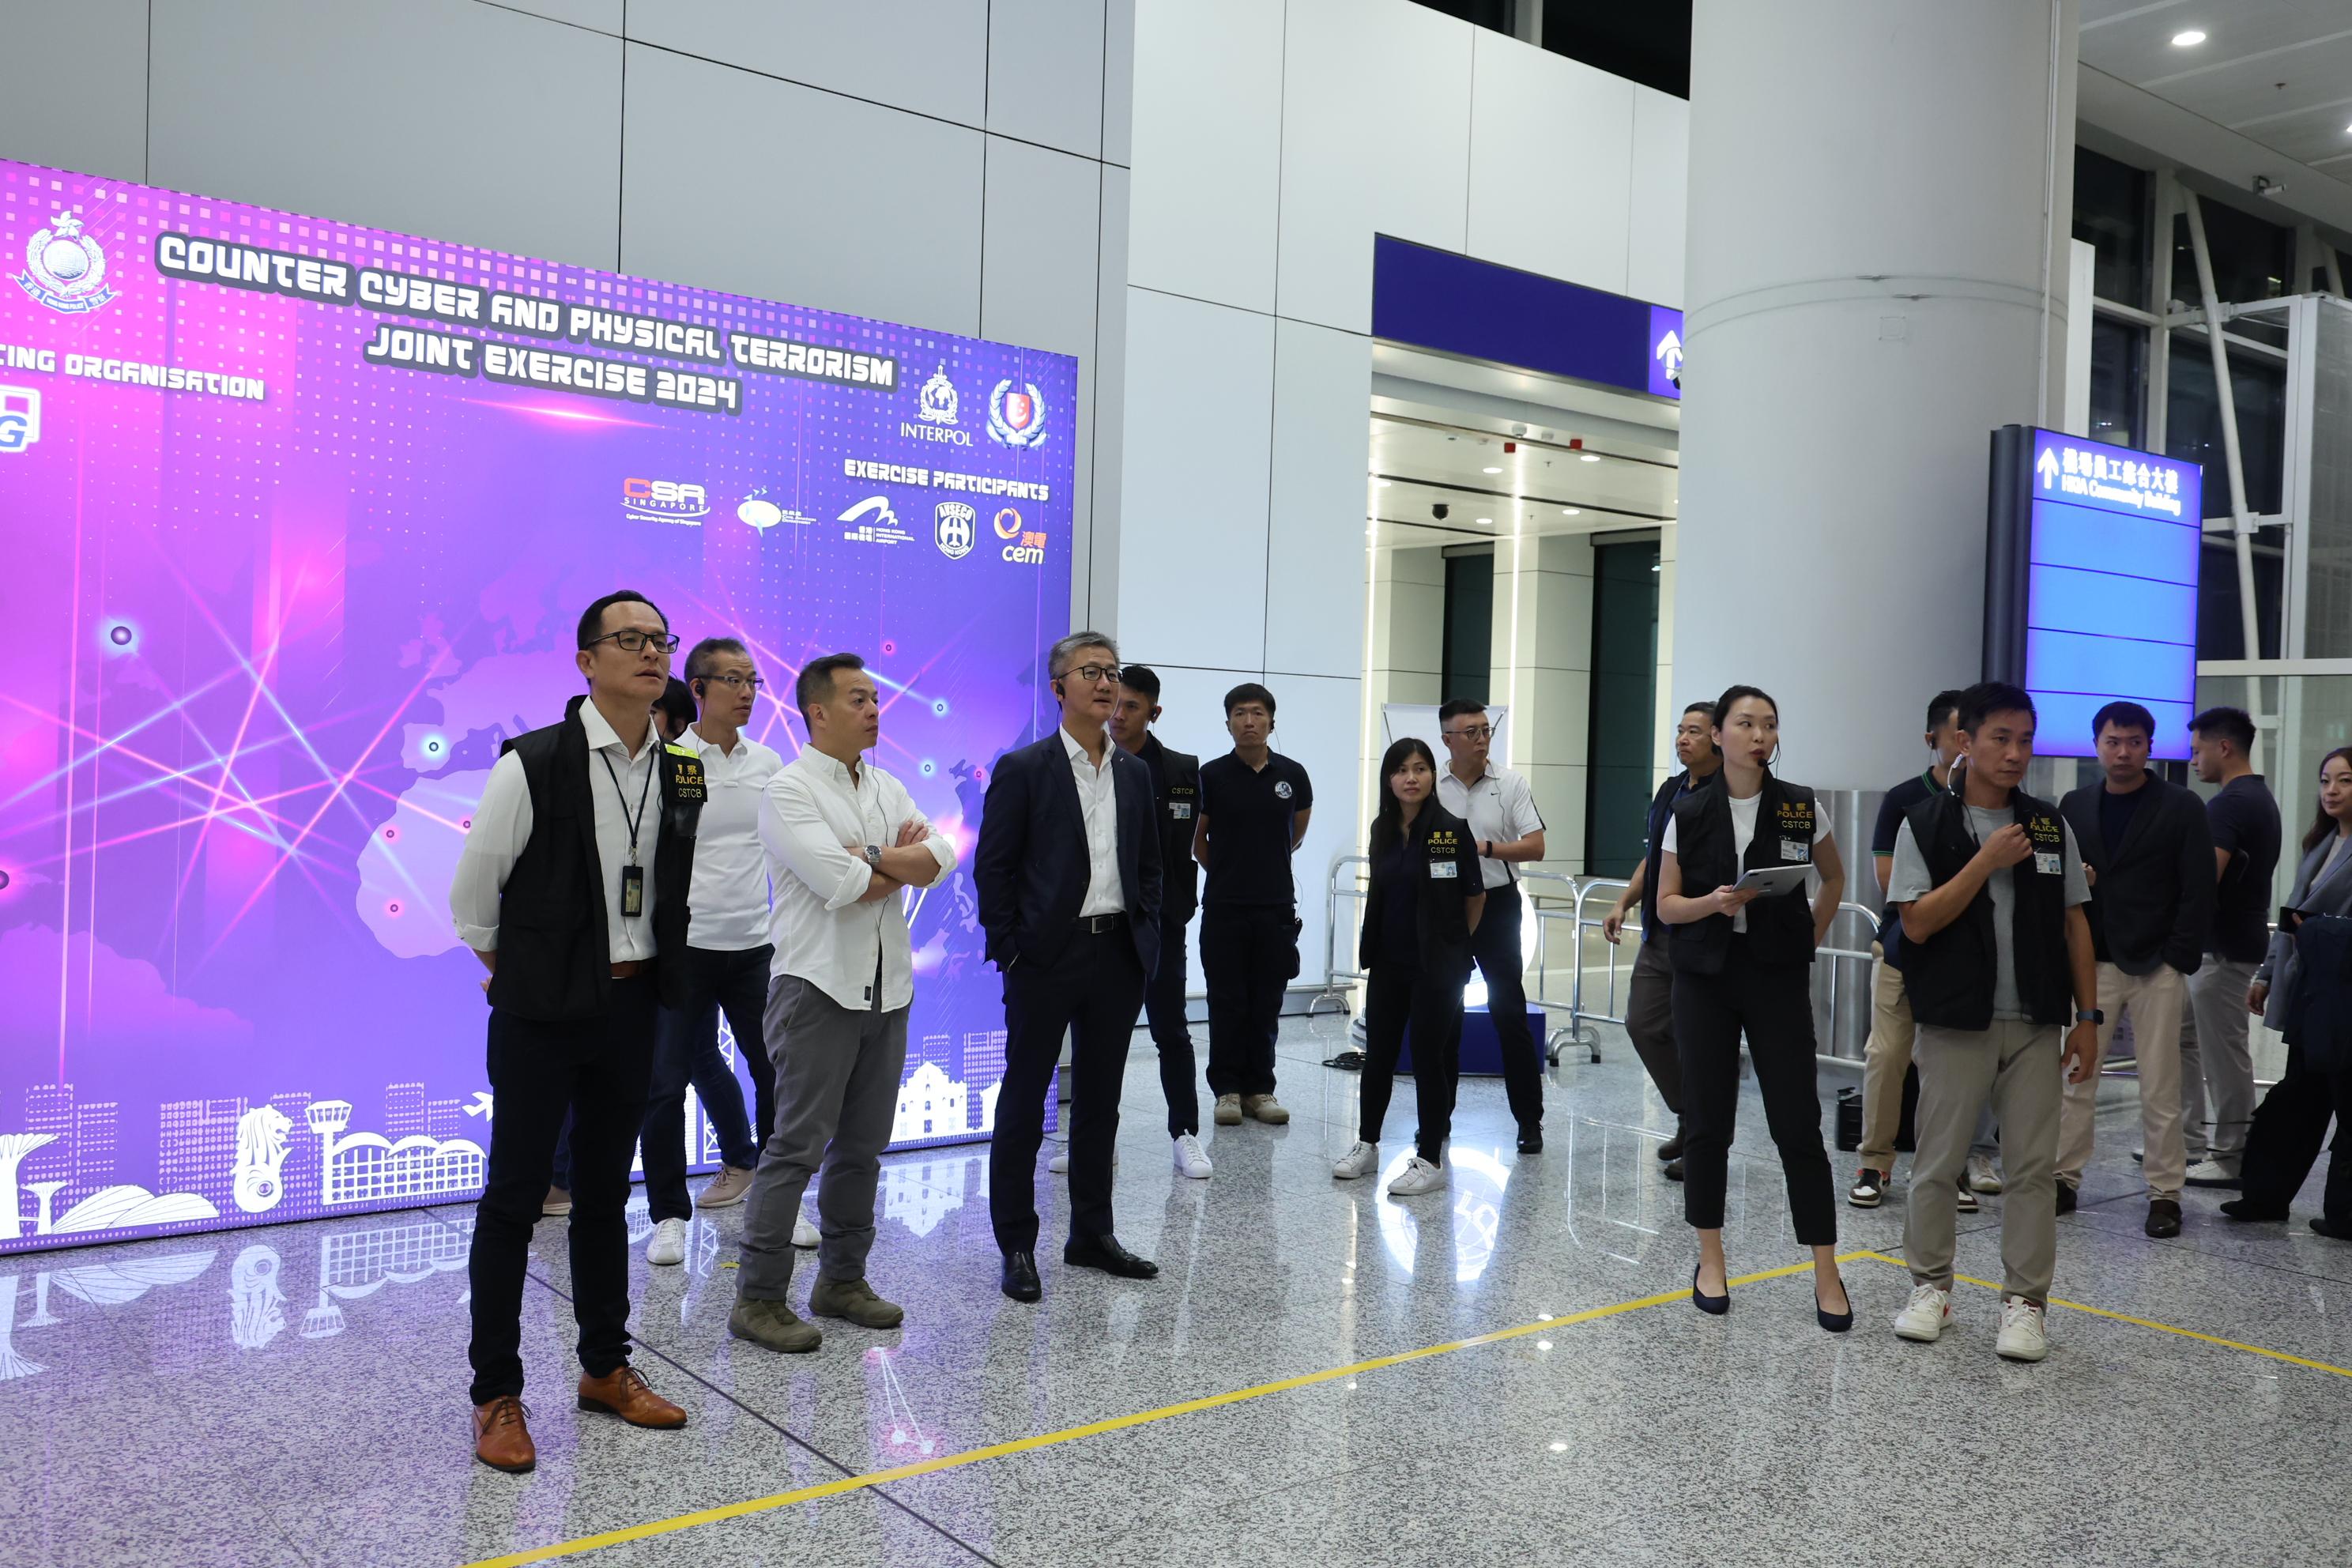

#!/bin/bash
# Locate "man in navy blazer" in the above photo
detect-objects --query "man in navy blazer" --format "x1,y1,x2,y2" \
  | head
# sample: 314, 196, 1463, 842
975, 631, 1165, 1302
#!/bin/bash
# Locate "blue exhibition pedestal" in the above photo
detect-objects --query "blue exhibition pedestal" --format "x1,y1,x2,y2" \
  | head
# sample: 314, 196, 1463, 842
1397, 1004, 1544, 1076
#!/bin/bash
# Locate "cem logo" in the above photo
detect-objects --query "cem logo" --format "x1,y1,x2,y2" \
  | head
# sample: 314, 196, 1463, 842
987, 379, 1047, 448
623, 477, 709, 524
935, 501, 978, 560
15, 209, 118, 315
0, 385, 39, 455
993, 505, 1046, 565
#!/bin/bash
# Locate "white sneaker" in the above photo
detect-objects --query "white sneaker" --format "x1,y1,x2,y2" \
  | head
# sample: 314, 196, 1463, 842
792, 1214, 820, 1249
1048, 1149, 1071, 1174
1332, 1140, 1378, 1180
1966, 1153, 2004, 1194
1996, 1296, 2049, 1362
1893, 1283, 1951, 1342
1385, 1155, 1447, 1197
2184, 1159, 2239, 1186
1173, 1133, 1213, 1179
646, 1217, 688, 1267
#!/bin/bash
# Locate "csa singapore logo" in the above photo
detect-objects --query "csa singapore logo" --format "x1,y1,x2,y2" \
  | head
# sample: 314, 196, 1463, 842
0, 386, 38, 454
623, 477, 709, 523
988, 379, 1047, 448
935, 501, 978, 560
16, 208, 117, 315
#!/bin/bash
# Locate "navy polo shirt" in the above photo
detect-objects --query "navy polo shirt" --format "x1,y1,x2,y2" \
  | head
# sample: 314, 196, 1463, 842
1200, 750, 1314, 908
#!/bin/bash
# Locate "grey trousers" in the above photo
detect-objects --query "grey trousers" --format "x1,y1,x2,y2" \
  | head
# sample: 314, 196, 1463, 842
737, 974, 909, 1301
2181, 957, 2260, 1170
1623, 939, 1685, 1133
1905, 1020, 2064, 1305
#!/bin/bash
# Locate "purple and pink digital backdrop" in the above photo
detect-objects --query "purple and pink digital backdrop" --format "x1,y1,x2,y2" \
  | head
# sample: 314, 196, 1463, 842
0, 157, 1076, 1255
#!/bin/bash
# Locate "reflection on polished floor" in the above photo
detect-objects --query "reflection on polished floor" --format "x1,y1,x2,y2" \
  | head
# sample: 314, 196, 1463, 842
12, 1012, 2352, 1567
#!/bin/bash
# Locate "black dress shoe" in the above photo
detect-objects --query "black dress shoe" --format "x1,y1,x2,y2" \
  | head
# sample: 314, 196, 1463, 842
1657, 1136, 1683, 1163
1000, 1250, 1042, 1302
2218, 1197, 2289, 1223
1691, 1265, 1728, 1316
1815, 1278, 1853, 1334
2055, 1182, 2078, 1215
2311, 1216, 2352, 1242
2144, 1198, 2182, 1238
1517, 1126, 1543, 1154
1664, 1157, 1684, 1182
1064, 1234, 1159, 1280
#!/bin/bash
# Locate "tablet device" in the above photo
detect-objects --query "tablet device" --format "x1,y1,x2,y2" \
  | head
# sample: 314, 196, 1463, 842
1732, 864, 1815, 898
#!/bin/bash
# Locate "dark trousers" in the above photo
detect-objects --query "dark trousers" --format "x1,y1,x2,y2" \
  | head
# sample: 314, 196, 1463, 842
1673, 939, 1837, 1245
1624, 937, 1686, 1133
467, 977, 656, 1404
640, 944, 773, 1222
1201, 904, 1292, 1098
1145, 916, 1200, 1136
1360, 960, 1464, 1162
989, 927, 1147, 1252
2238, 1039, 2352, 1220
1468, 884, 1544, 1131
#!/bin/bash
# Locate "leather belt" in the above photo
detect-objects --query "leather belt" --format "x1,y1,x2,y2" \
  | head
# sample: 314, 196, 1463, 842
610, 959, 648, 979
1080, 913, 1128, 935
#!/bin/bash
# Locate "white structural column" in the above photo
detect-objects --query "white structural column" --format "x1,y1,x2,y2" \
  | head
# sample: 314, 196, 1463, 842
1674, 0, 2079, 787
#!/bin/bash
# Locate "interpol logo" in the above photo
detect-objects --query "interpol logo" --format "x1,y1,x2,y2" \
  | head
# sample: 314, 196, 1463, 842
935, 501, 978, 560
987, 379, 1047, 448
0, 385, 40, 454
918, 364, 959, 426
15, 209, 117, 315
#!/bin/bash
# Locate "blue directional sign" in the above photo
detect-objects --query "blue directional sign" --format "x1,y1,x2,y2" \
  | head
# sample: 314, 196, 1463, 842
1984, 427, 2203, 761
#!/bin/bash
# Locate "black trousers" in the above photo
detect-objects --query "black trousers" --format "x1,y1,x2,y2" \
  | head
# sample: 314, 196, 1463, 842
1201, 904, 1293, 1098
1360, 960, 1464, 1162
467, 976, 657, 1404
1144, 915, 1200, 1136
1672, 939, 1837, 1245
990, 927, 1146, 1253
2238, 1038, 2352, 1221
1468, 883, 1544, 1131
641, 943, 775, 1223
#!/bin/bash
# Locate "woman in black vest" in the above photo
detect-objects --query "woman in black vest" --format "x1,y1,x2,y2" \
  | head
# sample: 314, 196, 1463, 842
1334, 737, 1485, 1199
1656, 685, 1852, 1329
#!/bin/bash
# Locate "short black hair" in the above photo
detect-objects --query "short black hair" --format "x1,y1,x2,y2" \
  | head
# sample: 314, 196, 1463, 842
684, 635, 748, 684
1118, 664, 1162, 702
796, 652, 866, 718
1224, 681, 1276, 718
654, 677, 698, 729
1958, 680, 2036, 733
2190, 705, 2256, 753
575, 589, 665, 650
1680, 700, 1716, 723
1437, 697, 1487, 725
2091, 699, 2156, 741
1926, 688, 1967, 734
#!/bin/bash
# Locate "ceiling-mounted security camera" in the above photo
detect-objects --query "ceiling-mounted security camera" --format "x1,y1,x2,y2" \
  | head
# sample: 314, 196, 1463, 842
1431, 502, 1450, 522
2254, 175, 2288, 201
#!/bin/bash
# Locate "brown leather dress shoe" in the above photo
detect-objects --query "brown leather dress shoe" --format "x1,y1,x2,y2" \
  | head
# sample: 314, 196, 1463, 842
576, 1365, 687, 1428
473, 1396, 536, 1472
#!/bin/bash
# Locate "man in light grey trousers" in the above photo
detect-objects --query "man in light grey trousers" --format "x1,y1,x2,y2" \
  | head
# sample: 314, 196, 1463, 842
729, 652, 956, 1355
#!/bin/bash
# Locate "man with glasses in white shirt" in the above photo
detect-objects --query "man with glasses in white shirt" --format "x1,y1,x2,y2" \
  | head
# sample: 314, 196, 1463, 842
728, 653, 955, 1355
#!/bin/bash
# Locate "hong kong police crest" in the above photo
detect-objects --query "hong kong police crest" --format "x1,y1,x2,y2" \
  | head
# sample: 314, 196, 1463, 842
988, 379, 1047, 448
16, 209, 117, 315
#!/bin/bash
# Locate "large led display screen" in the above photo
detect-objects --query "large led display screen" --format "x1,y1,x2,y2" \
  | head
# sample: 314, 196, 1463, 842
0, 157, 1074, 1255
1983, 425, 2201, 760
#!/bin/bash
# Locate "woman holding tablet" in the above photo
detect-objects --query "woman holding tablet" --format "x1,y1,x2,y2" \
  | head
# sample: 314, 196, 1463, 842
1657, 685, 1852, 1329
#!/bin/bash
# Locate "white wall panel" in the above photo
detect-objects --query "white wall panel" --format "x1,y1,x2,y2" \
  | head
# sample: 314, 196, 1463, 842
0, 0, 149, 183
987, 0, 1107, 158
1116, 288, 1275, 668
149, 0, 623, 269
1626, 86, 1689, 307
1264, 319, 1374, 679
621, 44, 982, 334
1102, 0, 1136, 167
1275, 0, 1472, 333
624, 0, 988, 126
1087, 166, 1132, 628
500, 0, 623, 32
1465, 35, 1633, 296
1125, 0, 1282, 314
1262, 671, 1363, 986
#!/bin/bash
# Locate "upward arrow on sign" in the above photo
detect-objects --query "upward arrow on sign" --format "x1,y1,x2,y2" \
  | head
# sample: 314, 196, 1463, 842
2035, 447, 2060, 486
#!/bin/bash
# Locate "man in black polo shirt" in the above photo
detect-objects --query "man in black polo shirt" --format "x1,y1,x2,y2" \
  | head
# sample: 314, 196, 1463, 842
1195, 682, 1313, 1127
2180, 706, 2280, 1187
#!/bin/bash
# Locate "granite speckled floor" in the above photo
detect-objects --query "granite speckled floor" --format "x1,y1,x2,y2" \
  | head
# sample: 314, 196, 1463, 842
11, 1011, 2352, 1567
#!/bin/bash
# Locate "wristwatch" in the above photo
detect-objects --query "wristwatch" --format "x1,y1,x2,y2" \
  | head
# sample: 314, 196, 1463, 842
864, 844, 883, 869
2075, 1008, 2104, 1025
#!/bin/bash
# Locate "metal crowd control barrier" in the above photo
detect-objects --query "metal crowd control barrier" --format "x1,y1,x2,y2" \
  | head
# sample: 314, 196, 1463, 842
1531, 873, 1608, 1065
1308, 854, 1370, 1019
1815, 902, 1881, 1065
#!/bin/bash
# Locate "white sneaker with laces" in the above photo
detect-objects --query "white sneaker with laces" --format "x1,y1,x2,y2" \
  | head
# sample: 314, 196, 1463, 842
1173, 1133, 1213, 1179
2184, 1159, 2239, 1185
1332, 1140, 1378, 1180
646, 1217, 688, 1267
1385, 1155, 1447, 1197
792, 1215, 820, 1249
1966, 1153, 2004, 1194
1892, 1283, 1951, 1342
1995, 1296, 2049, 1362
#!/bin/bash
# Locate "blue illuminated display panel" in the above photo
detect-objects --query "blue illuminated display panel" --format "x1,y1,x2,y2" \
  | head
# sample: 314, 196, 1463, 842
2019, 430, 2202, 760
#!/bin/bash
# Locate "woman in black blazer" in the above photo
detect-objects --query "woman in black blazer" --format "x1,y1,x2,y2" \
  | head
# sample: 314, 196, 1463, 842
1334, 737, 1484, 1200
2226, 746, 2352, 1235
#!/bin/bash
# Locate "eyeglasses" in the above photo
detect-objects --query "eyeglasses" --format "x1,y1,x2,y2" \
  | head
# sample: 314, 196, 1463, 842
1058, 663, 1119, 684
1445, 725, 1493, 741
700, 673, 763, 691
584, 629, 680, 655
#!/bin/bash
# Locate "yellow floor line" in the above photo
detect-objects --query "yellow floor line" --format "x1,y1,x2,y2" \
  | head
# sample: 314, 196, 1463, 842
459, 1252, 1860, 1567
1850, 1250, 2352, 1379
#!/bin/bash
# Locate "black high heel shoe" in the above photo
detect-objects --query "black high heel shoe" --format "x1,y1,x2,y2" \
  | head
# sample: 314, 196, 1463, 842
1691, 1264, 1729, 1316
1815, 1273, 1853, 1333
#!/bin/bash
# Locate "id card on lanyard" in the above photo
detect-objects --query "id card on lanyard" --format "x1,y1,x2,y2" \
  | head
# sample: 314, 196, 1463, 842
602, 749, 655, 918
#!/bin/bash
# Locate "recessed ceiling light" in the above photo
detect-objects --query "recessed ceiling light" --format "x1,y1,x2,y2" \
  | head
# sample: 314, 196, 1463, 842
1579, 453, 1601, 463
1476, 517, 1493, 525
1376, 478, 1392, 487
2171, 28, 2205, 46
1562, 507, 1581, 515
1482, 466, 1502, 474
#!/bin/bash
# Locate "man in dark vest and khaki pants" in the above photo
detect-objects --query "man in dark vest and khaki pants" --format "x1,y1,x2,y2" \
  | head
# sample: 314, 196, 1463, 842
450, 590, 706, 1472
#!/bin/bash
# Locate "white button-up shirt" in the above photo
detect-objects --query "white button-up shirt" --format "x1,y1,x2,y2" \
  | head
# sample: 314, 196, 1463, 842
450, 697, 662, 962
1436, 760, 1546, 891
1061, 725, 1125, 917
681, 723, 784, 951
761, 747, 958, 1012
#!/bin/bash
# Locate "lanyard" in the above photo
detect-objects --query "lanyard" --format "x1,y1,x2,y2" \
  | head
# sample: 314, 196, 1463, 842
600, 745, 657, 865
